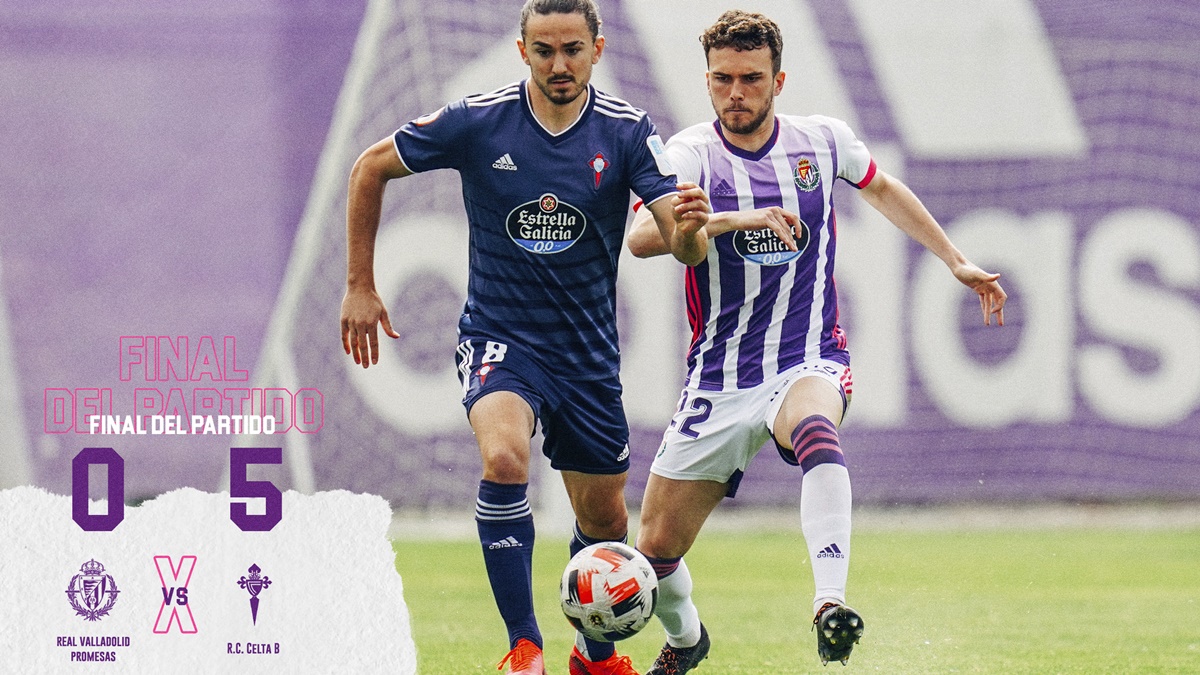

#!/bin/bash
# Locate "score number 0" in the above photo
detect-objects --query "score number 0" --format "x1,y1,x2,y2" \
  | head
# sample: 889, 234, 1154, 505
71, 447, 283, 532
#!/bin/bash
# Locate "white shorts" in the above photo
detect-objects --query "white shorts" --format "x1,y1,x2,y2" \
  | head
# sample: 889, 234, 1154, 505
650, 359, 852, 493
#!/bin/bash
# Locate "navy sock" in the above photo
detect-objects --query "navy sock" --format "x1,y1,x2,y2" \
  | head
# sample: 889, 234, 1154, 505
570, 522, 626, 661
476, 480, 540, 649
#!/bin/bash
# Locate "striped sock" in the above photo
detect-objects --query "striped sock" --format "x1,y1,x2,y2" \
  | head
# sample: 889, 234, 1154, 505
791, 416, 853, 614
476, 480, 540, 649
643, 554, 702, 648
790, 414, 846, 472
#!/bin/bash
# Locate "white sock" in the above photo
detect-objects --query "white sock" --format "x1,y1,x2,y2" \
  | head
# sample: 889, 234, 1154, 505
801, 463, 852, 615
654, 558, 703, 648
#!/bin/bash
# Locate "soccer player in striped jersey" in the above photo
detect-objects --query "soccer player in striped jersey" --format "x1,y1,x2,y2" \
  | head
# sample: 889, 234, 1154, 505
340, 2, 708, 674
627, 10, 1006, 672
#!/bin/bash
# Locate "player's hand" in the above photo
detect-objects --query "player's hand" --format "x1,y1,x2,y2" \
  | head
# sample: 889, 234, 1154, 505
340, 288, 401, 368
725, 207, 799, 251
952, 263, 1007, 326
671, 182, 710, 236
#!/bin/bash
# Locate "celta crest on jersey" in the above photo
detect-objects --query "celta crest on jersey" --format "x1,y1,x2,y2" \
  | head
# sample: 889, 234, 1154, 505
733, 219, 810, 266
505, 192, 588, 254
588, 152, 608, 189
793, 157, 821, 192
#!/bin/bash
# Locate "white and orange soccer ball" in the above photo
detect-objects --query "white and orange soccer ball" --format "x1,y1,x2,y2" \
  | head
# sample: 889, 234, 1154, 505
560, 541, 658, 642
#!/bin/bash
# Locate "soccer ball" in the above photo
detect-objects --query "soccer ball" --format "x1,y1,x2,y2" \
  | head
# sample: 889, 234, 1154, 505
560, 541, 658, 642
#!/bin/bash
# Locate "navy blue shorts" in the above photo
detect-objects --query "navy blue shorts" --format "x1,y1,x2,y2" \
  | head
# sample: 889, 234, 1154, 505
455, 335, 630, 475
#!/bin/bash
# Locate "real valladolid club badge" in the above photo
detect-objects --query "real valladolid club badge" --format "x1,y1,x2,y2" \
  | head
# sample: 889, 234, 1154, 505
793, 157, 821, 192
237, 563, 271, 625
66, 559, 120, 621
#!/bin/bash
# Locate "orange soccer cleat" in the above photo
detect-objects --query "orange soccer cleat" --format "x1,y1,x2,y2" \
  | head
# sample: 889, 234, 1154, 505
498, 638, 546, 675
569, 645, 640, 675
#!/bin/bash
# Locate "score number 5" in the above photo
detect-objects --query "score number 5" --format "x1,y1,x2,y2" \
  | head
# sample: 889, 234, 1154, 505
71, 447, 283, 532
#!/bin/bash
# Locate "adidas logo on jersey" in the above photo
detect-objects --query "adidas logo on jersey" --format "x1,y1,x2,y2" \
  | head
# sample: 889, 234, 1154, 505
492, 153, 518, 171
711, 179, 736, 197
816, 543, 845, 559
617, 445, 630, 462
488, 536, 523, 549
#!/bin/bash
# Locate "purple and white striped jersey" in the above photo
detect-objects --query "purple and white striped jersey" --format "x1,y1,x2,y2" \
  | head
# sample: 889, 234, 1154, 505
664, 114, 876, 391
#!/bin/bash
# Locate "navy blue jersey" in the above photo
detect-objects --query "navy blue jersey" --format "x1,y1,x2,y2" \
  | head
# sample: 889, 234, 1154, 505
393, 80, 677, 380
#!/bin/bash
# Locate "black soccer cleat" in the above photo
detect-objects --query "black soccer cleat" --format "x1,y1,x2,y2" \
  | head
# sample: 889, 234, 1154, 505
813, 602, 864, 666
647, 622, 710, 675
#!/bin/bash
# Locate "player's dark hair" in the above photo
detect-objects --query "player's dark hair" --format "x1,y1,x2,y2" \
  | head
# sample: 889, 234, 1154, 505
520, 0, 602, 41
700, 10, 783, 74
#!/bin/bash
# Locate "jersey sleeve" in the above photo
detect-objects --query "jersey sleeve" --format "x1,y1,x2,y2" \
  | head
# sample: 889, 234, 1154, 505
820, 115, 876, 189
392, 98, 470, 173
626, 115, 679, 207
663, 133, 702, 185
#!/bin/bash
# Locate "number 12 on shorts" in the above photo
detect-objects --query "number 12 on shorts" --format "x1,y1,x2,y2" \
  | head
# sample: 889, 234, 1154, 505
670, 392, 712, 439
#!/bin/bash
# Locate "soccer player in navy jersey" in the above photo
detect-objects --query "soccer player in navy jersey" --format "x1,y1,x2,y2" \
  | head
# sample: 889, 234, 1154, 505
626, 10, 1007, 672
339, 2, 711, 674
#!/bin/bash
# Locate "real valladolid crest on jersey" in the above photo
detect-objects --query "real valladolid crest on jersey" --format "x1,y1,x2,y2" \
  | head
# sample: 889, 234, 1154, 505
793, 157, 821, 192
506, 193, 588, 254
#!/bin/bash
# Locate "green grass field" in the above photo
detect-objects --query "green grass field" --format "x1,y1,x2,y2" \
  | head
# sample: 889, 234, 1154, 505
393, 525, 1200, 674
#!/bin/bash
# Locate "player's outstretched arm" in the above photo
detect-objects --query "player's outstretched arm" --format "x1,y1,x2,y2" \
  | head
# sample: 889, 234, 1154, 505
628, 195, 798, 260
640, 182, 710, 265
626, 200, 673, 258
859, 169, 1007, 326
341, 138, 412, 368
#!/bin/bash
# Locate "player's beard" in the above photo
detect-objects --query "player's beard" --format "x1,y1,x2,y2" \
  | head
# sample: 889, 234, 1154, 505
719, 103, 772, 136
535, 74, 587, 106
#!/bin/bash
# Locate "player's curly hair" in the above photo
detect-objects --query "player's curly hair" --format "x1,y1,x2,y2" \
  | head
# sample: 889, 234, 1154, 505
700, 10, 783, 74
520, 0, 602, 41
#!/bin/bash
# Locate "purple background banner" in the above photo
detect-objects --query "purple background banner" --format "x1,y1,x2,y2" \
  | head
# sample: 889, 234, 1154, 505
3, 0, 1198, 508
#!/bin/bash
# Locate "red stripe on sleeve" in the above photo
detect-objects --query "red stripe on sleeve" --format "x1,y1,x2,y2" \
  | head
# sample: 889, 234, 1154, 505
853, 159, 877, 189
